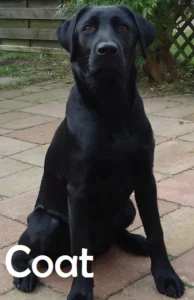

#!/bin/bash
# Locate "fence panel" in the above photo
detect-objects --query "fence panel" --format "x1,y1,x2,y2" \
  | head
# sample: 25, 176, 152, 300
171, 4, 194, 64
0, 0, 65, 53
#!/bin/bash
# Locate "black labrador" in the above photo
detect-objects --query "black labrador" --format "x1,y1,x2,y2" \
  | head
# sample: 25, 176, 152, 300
12, 5, 184, 299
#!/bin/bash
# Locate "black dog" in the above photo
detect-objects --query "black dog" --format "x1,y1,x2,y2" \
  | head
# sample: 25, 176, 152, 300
12, 5, 184, 299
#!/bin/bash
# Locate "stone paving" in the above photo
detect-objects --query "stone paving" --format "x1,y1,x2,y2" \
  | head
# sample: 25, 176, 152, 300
0, 81, 194, 299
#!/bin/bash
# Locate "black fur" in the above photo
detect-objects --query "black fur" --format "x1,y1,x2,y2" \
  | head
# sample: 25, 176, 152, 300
13, 5, 184, 299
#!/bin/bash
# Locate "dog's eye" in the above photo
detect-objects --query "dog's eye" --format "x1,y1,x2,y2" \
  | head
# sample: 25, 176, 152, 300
119, 24, 129, 31
83, 24, 95, 32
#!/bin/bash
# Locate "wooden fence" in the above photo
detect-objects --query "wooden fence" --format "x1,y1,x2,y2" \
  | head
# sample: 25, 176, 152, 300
171, 2, 194, 63
0, 0, 65, 53
172, 17, 194, 63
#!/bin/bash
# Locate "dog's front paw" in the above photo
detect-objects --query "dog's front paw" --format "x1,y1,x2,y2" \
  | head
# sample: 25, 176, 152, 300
67, 278, 93, 300
67, 292, 93, 300
13, 273, 37, 292
153, 268, 185, 298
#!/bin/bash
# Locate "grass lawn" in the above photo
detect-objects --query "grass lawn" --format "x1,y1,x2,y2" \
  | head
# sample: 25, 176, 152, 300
0, 50, 72, 90
0, 41, 193, 95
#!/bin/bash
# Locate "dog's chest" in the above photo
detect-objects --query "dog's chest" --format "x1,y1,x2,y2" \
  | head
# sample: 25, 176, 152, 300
86, 128, 152, 173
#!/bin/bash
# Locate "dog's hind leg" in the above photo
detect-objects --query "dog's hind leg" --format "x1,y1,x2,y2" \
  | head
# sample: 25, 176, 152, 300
115, 198, 149, 256
12, 207, 63, 292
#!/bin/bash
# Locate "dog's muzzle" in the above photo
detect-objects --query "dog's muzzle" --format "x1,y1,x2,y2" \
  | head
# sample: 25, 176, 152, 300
89, 41, 126, 77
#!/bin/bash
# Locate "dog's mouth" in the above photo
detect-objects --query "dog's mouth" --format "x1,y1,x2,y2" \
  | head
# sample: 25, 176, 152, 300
92, 67, 121, 79
76, 52, 130, 78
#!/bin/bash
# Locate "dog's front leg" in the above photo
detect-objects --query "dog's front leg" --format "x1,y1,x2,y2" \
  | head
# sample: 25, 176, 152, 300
67, 184, 94, 300
134, 173, 184, 298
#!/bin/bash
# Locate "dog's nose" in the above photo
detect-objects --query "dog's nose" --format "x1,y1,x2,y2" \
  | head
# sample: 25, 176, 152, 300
97, 42, 118, 56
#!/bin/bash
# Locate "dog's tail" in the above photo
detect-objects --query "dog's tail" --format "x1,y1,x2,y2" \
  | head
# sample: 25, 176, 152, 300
115, 229, 149, 256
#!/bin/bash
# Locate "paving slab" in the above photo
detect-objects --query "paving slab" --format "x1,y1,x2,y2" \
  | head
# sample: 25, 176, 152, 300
144, 99, 178, 115
0, 137, 37, 156
184, 113, 194, 121
129, 196, 179, 232
21, 100, 66, 119
0, 128, 12, 136
149, 115, 194, 138
169, 95, 193, 103
173, 248, 194, 287
108, 275, 194, 300
0, 287, 64, 299
153, 104, 194, 119
0, 158, 32, 178
1, 115, 55, 131
7, 119, 61, 144
0, 111, 32, 124
0, 109, 9, 114
134, 207, 194, 256
41, 81, 72, 90
14, 88, 70, 104
0, 89, 26, 99
36, 80, 58, 86
0, 215, 26, 249
0, 100, 32, 110
179, 131, 194, 142
155, 140, 194, 175
0, 265, 14, 295
21, 85, 45, 93
0, 193, 5, 202
11, 144, 49, 167
145, 95, 192, 104
158, 169, 194, 207
154, 172, 169, 182
0, 167, 43, 197
155, 135, 171, 145
39, 85, 72, 98
0, 244, 16, 266
0, 189, 38, 224
41, 245, 150, 299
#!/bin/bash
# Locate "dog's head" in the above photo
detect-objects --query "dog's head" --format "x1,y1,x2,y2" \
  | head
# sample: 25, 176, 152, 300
57, 6, 156, 79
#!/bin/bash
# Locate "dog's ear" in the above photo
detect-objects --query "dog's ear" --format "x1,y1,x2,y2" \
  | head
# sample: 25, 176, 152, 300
56, 7, 89, 61
132, 13, 156, 59
56, 17, 73, 53
119, 6, 156, 59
